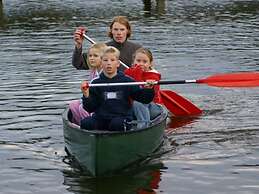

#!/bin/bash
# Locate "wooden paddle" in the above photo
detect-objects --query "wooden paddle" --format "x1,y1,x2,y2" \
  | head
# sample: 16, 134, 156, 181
82, 33, 202, 116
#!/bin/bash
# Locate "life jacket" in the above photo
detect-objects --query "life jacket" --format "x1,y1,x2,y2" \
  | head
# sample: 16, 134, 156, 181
124, 65, 162, 104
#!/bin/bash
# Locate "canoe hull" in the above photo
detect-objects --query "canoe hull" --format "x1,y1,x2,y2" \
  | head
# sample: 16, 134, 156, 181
62, 106, 168, 177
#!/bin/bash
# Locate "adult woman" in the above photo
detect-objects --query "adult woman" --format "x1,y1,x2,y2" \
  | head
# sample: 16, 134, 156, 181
72, 16, 141, 71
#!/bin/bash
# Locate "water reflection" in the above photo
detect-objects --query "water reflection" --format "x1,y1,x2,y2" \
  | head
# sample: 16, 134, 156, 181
166, 116, 200, 132
0, 1, 2, 15
0, 1, 6, 27
63, 163, 164, 194
1, 0, 259, 28
225, 1, 259, 15
142, 0, 166, 16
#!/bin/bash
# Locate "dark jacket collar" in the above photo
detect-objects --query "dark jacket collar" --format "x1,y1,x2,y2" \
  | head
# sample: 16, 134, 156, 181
110, 39, 128, 48
99, 71, 124, 80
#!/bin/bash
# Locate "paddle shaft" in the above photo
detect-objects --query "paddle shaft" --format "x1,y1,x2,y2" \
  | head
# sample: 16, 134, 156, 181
83, 34, 129, 69
87, 73, 259, 87
88, 80, 197, 87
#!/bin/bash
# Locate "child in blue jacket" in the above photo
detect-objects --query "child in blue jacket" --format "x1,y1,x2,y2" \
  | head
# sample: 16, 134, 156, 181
80, 46, 155, 131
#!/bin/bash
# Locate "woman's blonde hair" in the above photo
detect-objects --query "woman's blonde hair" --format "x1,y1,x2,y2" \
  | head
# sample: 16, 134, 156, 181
87, 43, 107, 69
108, 16, 132, 39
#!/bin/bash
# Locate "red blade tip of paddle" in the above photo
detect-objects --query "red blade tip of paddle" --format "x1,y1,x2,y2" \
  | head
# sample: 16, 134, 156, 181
197, 72, 259, 87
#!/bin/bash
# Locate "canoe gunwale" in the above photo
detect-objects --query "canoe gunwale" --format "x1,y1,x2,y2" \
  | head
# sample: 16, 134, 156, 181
62, 105, 168, 136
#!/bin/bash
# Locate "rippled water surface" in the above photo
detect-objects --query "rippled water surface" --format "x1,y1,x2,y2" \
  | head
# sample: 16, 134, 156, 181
0, 0, 259, 193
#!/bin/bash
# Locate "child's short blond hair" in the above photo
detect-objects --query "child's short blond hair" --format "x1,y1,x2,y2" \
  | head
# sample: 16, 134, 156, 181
87, 43, 107, 69
102, 46, 120, 59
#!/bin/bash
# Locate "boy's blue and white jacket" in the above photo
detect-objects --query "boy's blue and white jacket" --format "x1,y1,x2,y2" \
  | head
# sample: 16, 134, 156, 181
82, 71, 154, 120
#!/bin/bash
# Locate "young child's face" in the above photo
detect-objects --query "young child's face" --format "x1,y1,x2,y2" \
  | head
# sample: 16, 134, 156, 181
133, 52, 151, 72
101, 53, 120, 77
88, 48, 102, 68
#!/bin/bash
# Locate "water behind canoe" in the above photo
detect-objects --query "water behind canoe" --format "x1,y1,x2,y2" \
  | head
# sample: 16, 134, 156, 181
0, 0, 259, 193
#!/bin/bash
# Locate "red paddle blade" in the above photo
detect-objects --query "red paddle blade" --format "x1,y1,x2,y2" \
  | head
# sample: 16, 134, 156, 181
159, 90, 202, 117
198, 72, 259, 87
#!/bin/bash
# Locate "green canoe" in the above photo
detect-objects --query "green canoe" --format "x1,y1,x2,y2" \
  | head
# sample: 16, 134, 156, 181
62, 105, 168, 177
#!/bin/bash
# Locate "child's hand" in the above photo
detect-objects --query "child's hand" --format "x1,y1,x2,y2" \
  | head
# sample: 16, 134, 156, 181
81, 80, 90, 97
144, 79, 156, 88
74, 26, 87, 48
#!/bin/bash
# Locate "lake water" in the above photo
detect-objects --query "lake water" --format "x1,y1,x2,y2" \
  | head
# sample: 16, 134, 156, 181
0, 0, 259, 193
